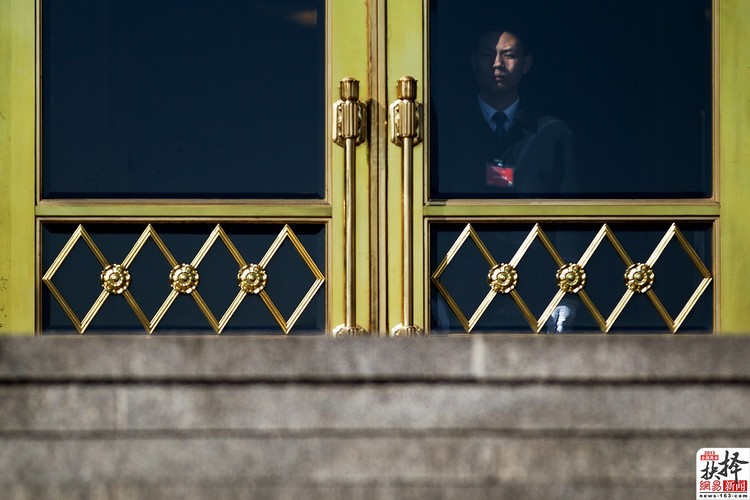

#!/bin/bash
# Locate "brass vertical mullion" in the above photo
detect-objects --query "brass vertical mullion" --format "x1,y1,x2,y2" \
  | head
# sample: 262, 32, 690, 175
369, 0, 388, 333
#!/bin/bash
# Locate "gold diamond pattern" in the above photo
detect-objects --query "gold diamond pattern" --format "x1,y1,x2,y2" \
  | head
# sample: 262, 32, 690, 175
42, 225, 150, 334
431, 223, 545, 332
432, 223, 713, 333
605, 223, 713, 332
218, 224, 325, 334
45, 222, 710, 334
43, 224, 325, 335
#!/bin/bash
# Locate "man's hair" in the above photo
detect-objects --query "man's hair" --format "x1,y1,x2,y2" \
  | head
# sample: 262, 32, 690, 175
473, 22, 534, 57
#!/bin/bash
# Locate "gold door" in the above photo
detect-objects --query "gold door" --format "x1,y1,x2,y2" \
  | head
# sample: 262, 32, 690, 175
0, 1, 375, 335
1, 0, 750, 335
379, 0, 750, 334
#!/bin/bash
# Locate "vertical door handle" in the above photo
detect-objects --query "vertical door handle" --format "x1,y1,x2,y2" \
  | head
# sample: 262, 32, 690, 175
332, 78, 368, 336
389, 76, 425, 337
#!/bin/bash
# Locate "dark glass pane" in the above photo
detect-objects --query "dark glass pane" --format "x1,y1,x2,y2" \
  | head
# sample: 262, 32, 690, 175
430, 0, 711, 199
41, 223, 326, 334
42, 1, 325, 199
430, 222, 713, 333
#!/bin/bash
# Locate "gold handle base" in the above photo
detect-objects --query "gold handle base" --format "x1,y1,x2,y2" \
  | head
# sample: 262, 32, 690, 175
332, 324, 369, 337
390, 324, 426, 338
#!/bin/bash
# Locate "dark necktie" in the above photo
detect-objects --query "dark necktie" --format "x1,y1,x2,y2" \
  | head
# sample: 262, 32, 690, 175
492, 111, 507, 143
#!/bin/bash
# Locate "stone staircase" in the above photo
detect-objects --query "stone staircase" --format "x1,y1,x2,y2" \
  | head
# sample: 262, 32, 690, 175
1, 335, 748, 499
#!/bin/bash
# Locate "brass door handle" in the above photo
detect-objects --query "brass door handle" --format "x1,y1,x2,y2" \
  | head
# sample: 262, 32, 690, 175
389, 76, 425, 337
332, 78, 368, 336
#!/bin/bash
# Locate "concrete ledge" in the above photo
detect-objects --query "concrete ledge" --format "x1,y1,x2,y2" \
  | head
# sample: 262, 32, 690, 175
0, 435, 732, 484
0, 435, 741, 499
1, 384, 749, 433
1, 335, 749, 382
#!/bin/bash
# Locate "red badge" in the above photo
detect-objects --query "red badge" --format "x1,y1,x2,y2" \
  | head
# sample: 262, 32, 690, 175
486, 162, 514, 188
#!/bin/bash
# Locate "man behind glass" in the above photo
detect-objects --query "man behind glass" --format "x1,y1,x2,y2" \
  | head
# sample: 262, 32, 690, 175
435, 27, 577, 198
433, 26, 577, 332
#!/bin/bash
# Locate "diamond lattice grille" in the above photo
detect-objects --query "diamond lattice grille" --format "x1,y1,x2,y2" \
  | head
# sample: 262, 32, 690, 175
43, 224, 325, 334
431, 223, 712, 333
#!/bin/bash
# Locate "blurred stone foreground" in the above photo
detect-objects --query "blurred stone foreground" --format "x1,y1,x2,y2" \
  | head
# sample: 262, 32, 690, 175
0, 335, 748, 500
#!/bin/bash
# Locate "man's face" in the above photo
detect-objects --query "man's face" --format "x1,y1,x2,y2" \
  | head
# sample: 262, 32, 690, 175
472, 31, 532, 98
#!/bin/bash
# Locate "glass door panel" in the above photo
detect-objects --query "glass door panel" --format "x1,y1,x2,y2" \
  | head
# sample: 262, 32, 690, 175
429, 0, 712, 199
42, 0, 326, 199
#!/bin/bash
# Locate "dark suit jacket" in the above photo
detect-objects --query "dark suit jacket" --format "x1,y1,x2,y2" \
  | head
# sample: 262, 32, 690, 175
433, 99, 576, 198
